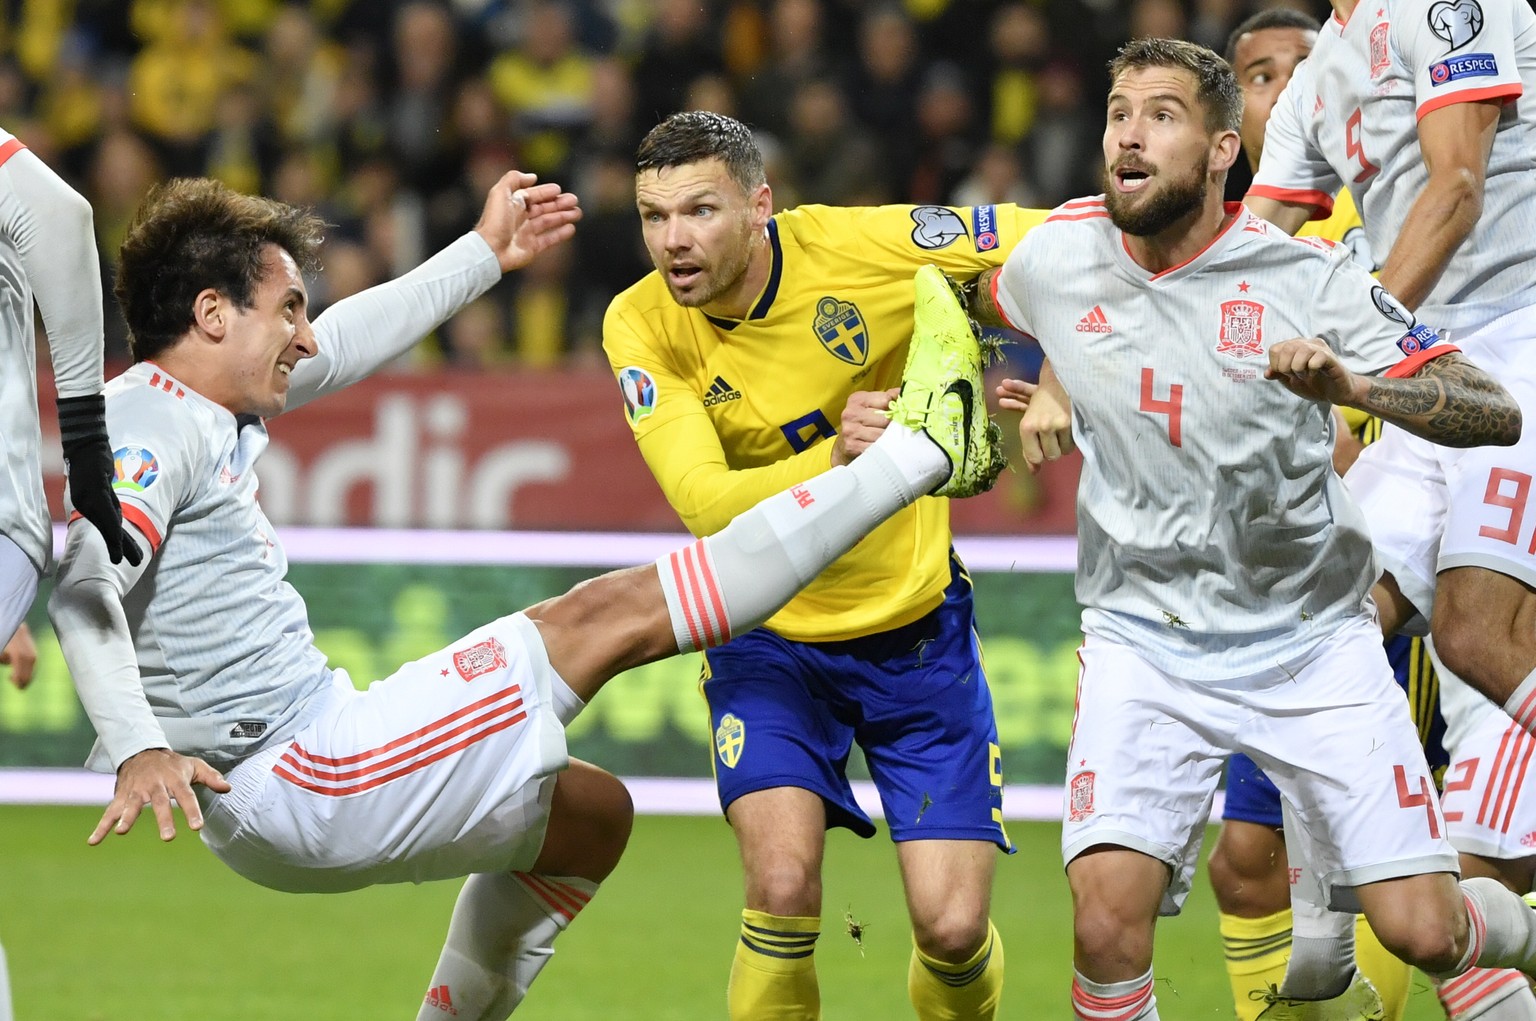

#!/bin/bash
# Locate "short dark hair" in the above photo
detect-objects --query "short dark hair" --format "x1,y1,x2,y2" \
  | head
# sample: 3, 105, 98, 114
1109, 37, 1244, 134
634, 111, 767, 193
1225, 8, 1321, 62
116, 178, 325, 362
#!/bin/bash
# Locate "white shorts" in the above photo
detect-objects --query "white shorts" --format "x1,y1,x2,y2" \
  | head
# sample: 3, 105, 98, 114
1063, 618, 1458, 915
0, 533, 38, 644
1346, 306, 1536, 617
1441, 676, 1536, 862
200, 613, 570, 893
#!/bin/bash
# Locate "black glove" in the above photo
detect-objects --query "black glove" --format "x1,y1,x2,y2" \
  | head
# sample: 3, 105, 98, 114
57, 394, 142, 566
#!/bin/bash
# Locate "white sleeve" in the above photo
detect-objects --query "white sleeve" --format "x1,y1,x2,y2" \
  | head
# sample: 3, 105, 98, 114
95, 394, 202, 551
47, 516, 164, 770
1249, 68, 1344, 216
0, 146, 105, 399
283, 232, 503, 411
1310, 247, 1452, 376
1398, 0, 1524, 119
992, 234, 1039, 338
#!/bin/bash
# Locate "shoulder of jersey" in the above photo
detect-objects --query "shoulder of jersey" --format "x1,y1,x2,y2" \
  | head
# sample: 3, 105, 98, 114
771, 204, 862, 252
1236, 209, 1339, 258
1041, 195, 1111, 227
104, 366, 210, 424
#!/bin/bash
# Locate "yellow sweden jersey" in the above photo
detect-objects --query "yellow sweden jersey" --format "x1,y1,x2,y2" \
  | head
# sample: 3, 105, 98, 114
605, 203, 1049, 642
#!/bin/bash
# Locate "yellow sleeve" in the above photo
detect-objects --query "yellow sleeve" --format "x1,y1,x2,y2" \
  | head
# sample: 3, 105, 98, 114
602, 298, 836, 538
795, 203, 1051, 281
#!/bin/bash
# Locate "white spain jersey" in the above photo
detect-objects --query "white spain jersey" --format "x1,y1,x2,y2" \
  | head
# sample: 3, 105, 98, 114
0, 128, 107, 573
1250, 0, 1536, 333
94, 362, 335, 770
993, 200, 1451, 678
71, 233, 502, 770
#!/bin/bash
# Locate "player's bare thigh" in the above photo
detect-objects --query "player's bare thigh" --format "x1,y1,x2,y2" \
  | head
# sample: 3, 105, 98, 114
896, 838, 996, 960
1207, 820, 1290, 918
1067, 845, 1168, 980
524, 564, 675, 702
1433, 567, 1536, 704
726, 786, 827, 918
1352, 871, 1468, 973
531, 758, 634, 884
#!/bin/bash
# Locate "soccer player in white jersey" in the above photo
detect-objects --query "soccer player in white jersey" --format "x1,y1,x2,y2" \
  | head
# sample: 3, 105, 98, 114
44, 171, 1000, 1020
1246, 0, 1536, 755
966, 38, 1535, 1021
0, 126, 141, 1021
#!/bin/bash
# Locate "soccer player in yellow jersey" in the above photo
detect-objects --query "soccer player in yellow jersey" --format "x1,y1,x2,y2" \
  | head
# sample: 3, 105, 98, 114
604, 111, 1046, 1021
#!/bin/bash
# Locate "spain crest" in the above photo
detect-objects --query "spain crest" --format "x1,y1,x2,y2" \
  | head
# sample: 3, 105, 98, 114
1215, 299, 1266, 359
453, 637, 508, 681
715, 712, 745, 769
814, 296, 868, 366
1370, 21, 1391, 77
1068, 770, 1096, 822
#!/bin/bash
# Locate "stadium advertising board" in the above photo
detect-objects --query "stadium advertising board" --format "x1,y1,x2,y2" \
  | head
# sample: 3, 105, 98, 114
0, 558, 1083, 784
34, 370, 1079, 533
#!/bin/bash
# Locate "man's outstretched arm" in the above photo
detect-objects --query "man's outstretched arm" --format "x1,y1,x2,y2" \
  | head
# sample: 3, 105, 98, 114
1267, 343, 1520, 448
47, 521, 229, 843
286, 171, 580, 410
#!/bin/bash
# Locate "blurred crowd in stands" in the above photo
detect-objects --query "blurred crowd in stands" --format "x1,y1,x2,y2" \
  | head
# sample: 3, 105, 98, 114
5, 0, 1317, 367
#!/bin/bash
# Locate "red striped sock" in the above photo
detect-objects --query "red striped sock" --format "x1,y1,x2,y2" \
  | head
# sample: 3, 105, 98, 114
1437, 967, 1534, 1019
1071, 968, 1157, 1021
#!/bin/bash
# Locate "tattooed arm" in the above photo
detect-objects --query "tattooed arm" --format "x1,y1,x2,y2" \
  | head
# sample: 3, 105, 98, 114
1266, 340, 1521, 448
964, 268, 1009, 330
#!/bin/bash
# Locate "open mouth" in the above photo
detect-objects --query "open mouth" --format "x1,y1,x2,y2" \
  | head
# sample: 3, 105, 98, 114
668, 265, 703, 287
1114, 167, 1152, 193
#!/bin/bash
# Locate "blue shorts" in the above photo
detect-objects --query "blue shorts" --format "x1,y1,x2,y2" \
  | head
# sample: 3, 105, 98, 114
1222, 632, 1449, 827
702, 556, 1011, 850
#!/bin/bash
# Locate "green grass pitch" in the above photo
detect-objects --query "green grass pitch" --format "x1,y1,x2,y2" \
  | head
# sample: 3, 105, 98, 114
1, 808, 1448, 1019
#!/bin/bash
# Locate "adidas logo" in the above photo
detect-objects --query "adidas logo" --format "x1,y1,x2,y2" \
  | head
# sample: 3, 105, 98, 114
1076, 306, 1113, 334
423, 985, 459, 1015
703, 375, 743, 407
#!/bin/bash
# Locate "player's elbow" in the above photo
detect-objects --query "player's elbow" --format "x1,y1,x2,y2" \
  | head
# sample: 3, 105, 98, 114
47, 574, 117, 634
1436, 166, 1485, 233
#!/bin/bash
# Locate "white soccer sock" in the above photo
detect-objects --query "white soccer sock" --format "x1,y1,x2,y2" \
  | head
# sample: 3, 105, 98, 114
1438, 968, 1536, 1019
417, 871, 597, 1020
1071, 968, 1159, 1021
0, 938, 12, 1021
1434, 877, 1536, 982
655, 424, 948, 653
1280, 801, 1356, 1000
1502, 668, 1536, 737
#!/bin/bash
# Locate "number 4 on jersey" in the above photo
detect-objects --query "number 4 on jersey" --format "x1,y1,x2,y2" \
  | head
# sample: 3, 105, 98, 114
1139, 368, 1183, 447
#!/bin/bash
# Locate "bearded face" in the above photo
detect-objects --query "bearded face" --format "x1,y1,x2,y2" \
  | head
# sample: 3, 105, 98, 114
1102, 150, 1211, 237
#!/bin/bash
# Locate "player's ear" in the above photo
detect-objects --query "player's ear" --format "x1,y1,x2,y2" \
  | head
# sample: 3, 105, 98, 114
192, 288, 227, 340
749, 182, 773, 230
1211, 129, 1242, 176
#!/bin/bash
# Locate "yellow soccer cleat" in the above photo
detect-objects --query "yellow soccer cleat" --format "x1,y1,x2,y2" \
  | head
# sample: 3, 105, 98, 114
888, 264, 1007, 498
1253, 972, 1386, 1021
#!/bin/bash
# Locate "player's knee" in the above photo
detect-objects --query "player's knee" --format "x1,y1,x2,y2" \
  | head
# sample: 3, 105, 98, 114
1375, 915, 1465, 974
911, 907, 989, 964
1431, 609, 1498, 698
745, 859, 821, 917
537, 764, 635, 882
1206, 832, 1287, 916
1072, 896, 1155, 974
1367, 894, 1467, 975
